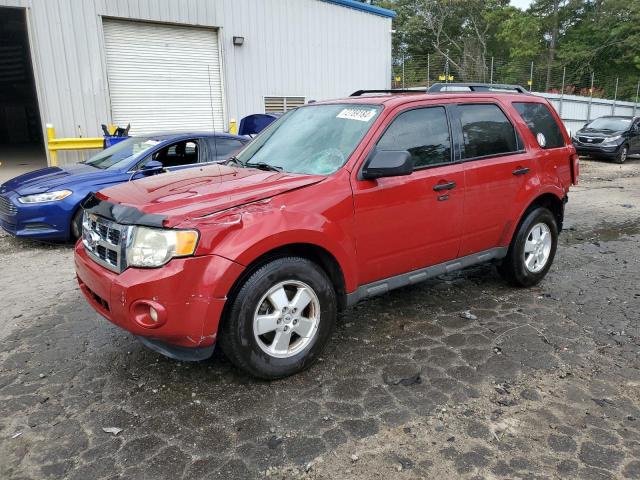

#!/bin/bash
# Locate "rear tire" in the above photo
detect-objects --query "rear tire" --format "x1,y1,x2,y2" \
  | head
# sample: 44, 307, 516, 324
498, 207, 558, 287
219, 257, 337, 379
615, 144, 628, 164
71, 208, 84, 240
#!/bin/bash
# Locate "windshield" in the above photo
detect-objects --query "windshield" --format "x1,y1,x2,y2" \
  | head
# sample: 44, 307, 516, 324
235, 104, 382, 175
585, 117, 632, 131
84, 137, 161, 169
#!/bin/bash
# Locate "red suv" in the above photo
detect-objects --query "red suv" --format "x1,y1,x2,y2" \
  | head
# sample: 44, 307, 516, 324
75, 84, 579, 379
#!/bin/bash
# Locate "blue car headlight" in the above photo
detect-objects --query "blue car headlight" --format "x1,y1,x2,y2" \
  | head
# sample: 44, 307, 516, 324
18, 190, 73, 204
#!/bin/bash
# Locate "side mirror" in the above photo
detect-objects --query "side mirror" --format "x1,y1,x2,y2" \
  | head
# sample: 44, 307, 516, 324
140, 160, 164, 172
129, 160, 166, 182
362, 149, 413, 180
141, 160, 164, 174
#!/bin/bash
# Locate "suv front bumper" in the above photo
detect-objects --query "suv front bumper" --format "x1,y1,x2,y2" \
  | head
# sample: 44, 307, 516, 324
74, 242, 244, 358
573, 141, 622, 159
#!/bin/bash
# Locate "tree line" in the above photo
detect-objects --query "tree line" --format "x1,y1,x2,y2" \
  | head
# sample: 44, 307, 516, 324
371, 0, 640, 99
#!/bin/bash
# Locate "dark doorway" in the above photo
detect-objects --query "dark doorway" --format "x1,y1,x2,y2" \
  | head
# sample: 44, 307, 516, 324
0, 7, 46, 182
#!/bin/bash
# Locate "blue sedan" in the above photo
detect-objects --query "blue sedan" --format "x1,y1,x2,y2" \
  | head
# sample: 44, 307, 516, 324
0, 132, 248, 241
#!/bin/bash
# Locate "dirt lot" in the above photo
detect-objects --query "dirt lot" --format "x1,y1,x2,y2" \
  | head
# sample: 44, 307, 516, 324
0, 158, 639, 480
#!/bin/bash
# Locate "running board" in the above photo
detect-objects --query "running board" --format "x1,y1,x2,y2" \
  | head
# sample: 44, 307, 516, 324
346, 247, 508, 307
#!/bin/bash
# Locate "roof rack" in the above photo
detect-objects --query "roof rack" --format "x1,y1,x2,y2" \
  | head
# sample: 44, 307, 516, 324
427, 83, 529, 93
350, 89, 424, 97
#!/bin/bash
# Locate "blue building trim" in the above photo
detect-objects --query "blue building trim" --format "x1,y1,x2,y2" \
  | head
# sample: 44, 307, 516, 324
319, 0, 396, 18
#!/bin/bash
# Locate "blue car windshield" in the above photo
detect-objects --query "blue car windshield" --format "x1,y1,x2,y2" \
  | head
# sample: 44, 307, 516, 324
235, 104, 382, 175
84, 137, 161, 170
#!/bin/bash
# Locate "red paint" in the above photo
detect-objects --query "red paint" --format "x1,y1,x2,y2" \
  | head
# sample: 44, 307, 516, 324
75, 92, 576, 350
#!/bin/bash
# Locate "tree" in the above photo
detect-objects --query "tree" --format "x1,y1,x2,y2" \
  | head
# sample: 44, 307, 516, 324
383, 0, 640, 98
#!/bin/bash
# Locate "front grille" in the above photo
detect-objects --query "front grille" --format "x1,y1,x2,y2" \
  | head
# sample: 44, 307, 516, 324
84, 283, 110, 311
24, 222, 53, 231
578, 136, 603, 144
0, 195, 17, 217
82, 213, 129, 273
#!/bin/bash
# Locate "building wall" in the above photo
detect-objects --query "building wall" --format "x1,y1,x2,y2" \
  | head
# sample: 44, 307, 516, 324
0, 0, 392, 164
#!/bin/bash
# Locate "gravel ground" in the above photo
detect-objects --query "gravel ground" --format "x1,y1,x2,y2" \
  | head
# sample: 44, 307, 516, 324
0, 158, 639, 479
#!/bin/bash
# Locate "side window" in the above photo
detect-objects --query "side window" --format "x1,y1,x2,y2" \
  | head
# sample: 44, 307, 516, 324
377, 107, 451, 169
215, 138, 246, 161
513, 102, 565, 149
152, 140, 199, 167
459, 104, 518, 159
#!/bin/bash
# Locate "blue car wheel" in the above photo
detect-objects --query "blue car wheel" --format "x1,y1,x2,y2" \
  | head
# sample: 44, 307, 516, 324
71, 207, 84, 240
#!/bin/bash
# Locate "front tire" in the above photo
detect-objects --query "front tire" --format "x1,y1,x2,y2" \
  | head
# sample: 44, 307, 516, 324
219, 257, 337, 379
615, 144, 628, 164
71, 208, 84, 240
498, 207, 558, 287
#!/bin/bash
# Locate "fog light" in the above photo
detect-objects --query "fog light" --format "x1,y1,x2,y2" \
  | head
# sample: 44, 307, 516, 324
130, 300, 166, 328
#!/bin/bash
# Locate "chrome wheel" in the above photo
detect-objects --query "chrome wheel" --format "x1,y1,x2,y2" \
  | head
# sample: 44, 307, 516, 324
253, 280, 320, 359
523, 222, 552, 273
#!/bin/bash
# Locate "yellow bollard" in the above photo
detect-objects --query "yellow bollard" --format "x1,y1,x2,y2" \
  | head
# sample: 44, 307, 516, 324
46, 124, 58, 167
229, 118, 238, 135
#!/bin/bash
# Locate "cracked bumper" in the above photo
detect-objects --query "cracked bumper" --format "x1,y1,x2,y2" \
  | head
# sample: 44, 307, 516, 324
74, 242, 244, 353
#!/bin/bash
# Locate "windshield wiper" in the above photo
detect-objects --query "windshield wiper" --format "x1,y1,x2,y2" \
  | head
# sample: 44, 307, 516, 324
226, 155, 245, 167
245, 162, 283, 172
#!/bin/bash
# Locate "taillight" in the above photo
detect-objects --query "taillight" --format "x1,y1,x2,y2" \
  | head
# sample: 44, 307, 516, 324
570, 153, 580, 185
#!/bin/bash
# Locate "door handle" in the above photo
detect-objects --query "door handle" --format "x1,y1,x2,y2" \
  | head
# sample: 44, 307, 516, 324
433, 181, 456, 191
512, 167, 530, 176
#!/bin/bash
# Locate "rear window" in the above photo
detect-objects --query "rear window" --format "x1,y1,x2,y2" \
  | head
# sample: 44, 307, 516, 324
514, 102, 565, 149
459, 104, 518, 159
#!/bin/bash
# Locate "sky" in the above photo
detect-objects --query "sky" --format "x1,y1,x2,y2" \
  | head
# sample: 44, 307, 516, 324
511, 0, 533, 10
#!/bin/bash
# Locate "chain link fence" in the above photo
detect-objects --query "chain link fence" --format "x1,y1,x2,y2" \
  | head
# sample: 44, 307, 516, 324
392, 53, 640, 103
392, 53, 640, 133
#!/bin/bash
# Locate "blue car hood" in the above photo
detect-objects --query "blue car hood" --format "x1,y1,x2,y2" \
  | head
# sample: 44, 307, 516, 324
2, 163, 117, 196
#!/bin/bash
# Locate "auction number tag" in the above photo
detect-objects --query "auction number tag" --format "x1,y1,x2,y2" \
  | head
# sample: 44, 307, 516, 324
336, 108, 377, 122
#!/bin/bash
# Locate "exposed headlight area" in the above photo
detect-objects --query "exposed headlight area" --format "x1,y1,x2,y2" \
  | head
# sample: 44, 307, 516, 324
18, 190, 72, 204
126, 226, 199, 268
83, 212, 199, 272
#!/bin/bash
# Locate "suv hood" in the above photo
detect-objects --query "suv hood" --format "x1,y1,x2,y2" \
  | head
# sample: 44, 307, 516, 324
96, 164, 324, 225
577, 128, 625, 137
1, 163, 111, 196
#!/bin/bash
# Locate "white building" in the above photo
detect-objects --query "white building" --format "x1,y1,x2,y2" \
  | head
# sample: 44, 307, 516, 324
0, 0, 394, 166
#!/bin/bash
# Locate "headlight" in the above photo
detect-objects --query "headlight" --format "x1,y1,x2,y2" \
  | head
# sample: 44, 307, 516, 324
126, 226, 199, 268
18, 190, 72, 204
602, 135, 621, 144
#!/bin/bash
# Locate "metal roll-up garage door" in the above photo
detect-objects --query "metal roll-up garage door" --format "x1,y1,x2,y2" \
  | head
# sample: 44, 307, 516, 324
102, 19, 224, 135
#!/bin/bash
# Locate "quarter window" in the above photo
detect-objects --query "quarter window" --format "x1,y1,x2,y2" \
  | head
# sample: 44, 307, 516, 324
459, 104, 518, 159
377, 107, 451, 168
514, 102, 565, 149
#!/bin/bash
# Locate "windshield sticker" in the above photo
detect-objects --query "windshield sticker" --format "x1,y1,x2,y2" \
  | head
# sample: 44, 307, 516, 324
336, 108, 377, 122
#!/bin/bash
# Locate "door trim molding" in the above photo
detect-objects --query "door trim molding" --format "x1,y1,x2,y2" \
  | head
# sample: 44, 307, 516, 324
346, 247, 508, 306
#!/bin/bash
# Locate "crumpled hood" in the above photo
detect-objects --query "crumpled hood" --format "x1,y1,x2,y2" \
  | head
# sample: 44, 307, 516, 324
1, 163, 110, 196
96, 164, 324, 225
